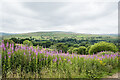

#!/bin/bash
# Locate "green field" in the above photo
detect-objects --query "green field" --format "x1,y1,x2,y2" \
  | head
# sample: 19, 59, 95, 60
1, 31, 117, 40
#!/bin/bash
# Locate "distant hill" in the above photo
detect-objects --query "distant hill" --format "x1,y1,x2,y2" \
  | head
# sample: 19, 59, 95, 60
106, 34, 118, 37
2, 31, 117, 40
0, 32, 16, 36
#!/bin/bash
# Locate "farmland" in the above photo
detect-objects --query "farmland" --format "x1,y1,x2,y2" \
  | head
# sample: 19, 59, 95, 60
1, 31, 118, 40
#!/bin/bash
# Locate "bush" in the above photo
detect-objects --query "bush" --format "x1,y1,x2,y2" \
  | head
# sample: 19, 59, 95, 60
50, 45, 56, 49
68, 47, 74, 54
89, 41, 118, 54
97, 51, 115, 56
41, 41, 52, 48
73, 44, 79, 47
56, 43, 68, 53
78, 46, 86, 54
86, 46, 91, 55
10, 38, 19, 43
72, 48, 79, 54
23, 40, 33, 46
33, 42, 41, 46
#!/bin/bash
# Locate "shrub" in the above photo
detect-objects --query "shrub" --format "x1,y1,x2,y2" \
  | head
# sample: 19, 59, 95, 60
33, 42, 41, 46
10, 38, 19, 43
56, 43, 68, 53
23, 40, 33, 46
78, 46, 86, 54
72, 48, 79, 54
97, 51, 115, 56
73, 44, 79, 47
86, 46, 91, 55
89, 41, 118, 54
41, 41, 52, 48
49, 45, 57, 49
68, 47, 74, 54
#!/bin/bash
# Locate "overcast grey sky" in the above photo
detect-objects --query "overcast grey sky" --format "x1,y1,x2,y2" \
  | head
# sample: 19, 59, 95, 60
0, 0, 119, 34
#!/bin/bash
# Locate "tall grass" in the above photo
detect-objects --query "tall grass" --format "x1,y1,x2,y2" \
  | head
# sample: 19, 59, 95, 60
1, 41, 119, 78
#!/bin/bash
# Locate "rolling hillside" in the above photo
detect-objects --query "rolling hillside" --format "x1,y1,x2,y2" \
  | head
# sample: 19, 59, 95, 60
2, 31, 117, 40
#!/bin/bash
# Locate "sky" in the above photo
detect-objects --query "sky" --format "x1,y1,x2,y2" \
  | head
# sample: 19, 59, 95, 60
0, 0, 119, 34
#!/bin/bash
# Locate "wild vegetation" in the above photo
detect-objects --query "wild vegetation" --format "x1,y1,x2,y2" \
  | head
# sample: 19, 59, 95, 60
1, 41, 119, 78
0, 32, 119, 79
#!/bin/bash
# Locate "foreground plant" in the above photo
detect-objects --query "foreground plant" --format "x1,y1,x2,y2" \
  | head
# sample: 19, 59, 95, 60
1, 41, 119, 78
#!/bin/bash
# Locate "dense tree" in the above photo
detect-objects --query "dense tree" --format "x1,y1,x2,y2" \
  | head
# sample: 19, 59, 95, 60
68, 47, 74, 54
8, 36, 119, 54
56, 43, 68, 53
72, 48, 79, 54
73, 44, 79, 47
86, 46, 91, 55
10, 38, 19, 43
89, 41, 118, 54
23, 40, 33, 46
78, 46, 86, 55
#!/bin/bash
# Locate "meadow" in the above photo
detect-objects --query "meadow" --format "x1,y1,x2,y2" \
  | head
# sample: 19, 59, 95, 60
1, 40, 119, 79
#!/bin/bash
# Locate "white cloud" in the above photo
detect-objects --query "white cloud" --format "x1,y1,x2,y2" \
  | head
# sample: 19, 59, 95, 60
70, 8, 118, 34
2, 0, 119, 2
0, 1, 118, 34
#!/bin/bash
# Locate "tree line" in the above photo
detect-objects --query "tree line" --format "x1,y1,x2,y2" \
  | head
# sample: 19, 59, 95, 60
9, 37, 119, 54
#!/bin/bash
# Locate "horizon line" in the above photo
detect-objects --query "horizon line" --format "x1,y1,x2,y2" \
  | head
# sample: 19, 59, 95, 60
0, 31, 118, 35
